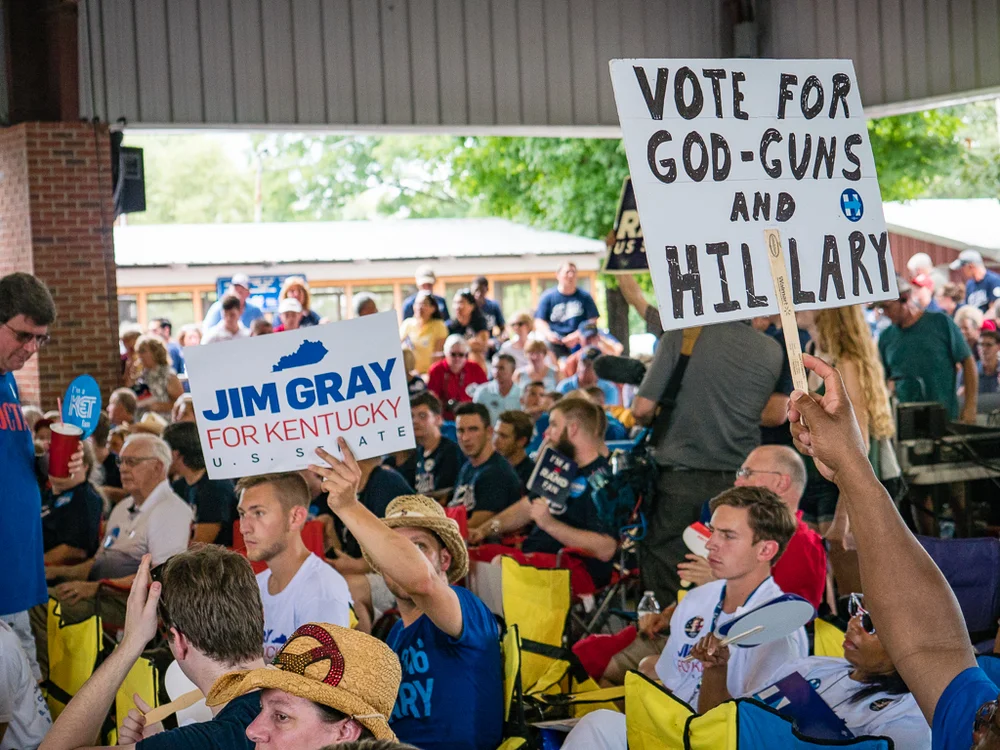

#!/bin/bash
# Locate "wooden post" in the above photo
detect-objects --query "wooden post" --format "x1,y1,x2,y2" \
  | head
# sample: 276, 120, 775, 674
763, 229, 809, 393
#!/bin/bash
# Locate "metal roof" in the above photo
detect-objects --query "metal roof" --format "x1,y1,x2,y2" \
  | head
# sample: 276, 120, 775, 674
883, 199, 1000, 254
113, 218, 605, 267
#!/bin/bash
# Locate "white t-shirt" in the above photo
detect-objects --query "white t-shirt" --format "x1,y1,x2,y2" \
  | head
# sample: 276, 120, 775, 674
473, 380, 523, 425
654, 577, 808, 708
201, 322, 250, 345
258, 553, 352, 661
92, 481, 193, 578
753, 657, 931, 748
0, 621, 51, 750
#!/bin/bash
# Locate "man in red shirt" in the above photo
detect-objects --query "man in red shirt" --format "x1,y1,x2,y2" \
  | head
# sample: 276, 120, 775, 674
601, 445, 826, 685
426, 334, 487, 421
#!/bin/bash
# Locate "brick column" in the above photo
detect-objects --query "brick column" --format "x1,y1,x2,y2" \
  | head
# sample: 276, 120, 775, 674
0, 122, 120, 408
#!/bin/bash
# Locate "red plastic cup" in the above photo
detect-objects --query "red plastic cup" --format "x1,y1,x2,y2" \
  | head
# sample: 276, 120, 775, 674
49, 423, 83, 478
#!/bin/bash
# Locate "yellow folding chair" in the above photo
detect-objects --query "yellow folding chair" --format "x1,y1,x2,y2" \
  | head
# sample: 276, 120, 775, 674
686, 701, 739, 750
624, 670, 693, 750
46, 597, 103, 719
115, 655, 162, 732
813, 617, 846, 658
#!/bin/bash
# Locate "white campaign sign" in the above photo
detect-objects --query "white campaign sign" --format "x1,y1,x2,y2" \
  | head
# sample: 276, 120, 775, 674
184, 311, 414, 480
610, 59, 898, 329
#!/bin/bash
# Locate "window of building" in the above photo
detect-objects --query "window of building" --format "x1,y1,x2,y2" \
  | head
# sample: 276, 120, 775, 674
311, 287, 347, 322
199, 291, 217, 322
493, 280, 533, 318
118, 295, 137, 325
147, 292, 195, 328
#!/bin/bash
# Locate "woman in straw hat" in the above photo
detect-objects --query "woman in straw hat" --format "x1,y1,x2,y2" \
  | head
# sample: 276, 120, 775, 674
308, 438, 503, 750
208, 621, 402, 747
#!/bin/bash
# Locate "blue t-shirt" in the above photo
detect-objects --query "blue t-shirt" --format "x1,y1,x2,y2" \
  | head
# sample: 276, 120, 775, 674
0, 372, 47, 616
137, 691, 258, 750
932, 666, 998, 750
203, 298, 265, 329
535, 288, 599, 339
479, 298, 505, 333
387, 586, 503, 750
556, 375, 620, 406
966, 270, 1000, 312
979, 361, 1000, 394
403, 293, 450, 322
166, 341, 185, 375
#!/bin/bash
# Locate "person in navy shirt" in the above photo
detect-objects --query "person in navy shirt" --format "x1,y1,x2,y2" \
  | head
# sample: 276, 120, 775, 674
0, 272, 56, 681
311, 439, 503, 750
953, 249, 1000, 313
41, 443, 103, 564
402, 265, 450, 321
789, 355, 1000, 750
472, 276, 506, 335
164, 421, 237, 546
534, 262, 600, 358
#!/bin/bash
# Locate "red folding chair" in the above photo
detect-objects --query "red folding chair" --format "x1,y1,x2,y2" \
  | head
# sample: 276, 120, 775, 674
444, 505, 469, 540
232, 519, 327, 574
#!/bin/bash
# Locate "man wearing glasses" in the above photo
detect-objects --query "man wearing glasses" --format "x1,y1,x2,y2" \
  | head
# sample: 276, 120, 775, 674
32, 434, 191, 679
0, 272, 57, 681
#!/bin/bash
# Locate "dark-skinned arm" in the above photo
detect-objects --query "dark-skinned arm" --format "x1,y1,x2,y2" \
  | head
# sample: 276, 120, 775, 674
789, 353, 974, 725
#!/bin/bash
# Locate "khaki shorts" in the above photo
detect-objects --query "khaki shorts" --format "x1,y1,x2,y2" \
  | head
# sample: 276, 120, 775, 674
603, 633, 667, 685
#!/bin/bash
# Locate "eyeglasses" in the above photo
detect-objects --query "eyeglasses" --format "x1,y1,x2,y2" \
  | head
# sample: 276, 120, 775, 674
512, 322, 530, 328
848, 593, 875, 634
3, 323, 51, 348
974, 696, 1000, 737
735, 467, 785, 481
448, 351, 468, 358
117, 456, 160, 468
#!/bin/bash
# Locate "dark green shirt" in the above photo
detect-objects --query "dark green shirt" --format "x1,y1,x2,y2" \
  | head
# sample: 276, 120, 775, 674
878, 311, 971, 419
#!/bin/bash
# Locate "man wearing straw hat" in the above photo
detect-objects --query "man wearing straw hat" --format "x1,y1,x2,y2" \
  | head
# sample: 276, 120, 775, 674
309, 437, 503, 750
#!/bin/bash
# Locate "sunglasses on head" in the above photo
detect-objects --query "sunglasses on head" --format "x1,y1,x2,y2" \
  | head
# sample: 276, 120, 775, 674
848, 593, 875, 635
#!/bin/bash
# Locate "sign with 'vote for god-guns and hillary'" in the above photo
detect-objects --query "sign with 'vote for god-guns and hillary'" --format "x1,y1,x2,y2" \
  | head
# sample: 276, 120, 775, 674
609, 59, 898, 329
183, 311, 414, 480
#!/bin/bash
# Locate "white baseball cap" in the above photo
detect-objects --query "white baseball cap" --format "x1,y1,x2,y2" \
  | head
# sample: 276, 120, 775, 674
278, 298, 303, 314
231, 273, 252, 289
950, 249, 983, 270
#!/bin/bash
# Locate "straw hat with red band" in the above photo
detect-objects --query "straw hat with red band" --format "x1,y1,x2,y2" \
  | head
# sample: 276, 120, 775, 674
362, 494, 469, 584
206, 623, 401, 740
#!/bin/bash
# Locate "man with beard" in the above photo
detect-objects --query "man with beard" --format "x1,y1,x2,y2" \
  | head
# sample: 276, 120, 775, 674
308, 440, 502, 750
467, 398, 617, 589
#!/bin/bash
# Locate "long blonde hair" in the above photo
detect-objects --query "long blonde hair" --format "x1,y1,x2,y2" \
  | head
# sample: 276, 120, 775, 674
815, 306, 894, 439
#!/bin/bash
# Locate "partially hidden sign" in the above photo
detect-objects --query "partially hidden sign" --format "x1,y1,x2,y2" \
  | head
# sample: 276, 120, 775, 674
527, 446, 578, 507
603, 177, 647, 274
609, 59, 898, 330
184, 311, 414, 480
62, 375, 102, 439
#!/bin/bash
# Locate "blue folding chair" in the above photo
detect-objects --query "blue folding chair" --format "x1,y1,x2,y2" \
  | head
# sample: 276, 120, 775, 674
917, 535, 1000, 651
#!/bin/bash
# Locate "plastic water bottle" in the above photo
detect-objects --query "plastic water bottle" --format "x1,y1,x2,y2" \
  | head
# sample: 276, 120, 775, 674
637, 590, 661, 619
940, 504, 956, 539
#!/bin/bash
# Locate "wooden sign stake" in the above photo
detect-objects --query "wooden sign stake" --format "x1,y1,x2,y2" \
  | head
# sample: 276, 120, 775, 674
763, 229, 809, 394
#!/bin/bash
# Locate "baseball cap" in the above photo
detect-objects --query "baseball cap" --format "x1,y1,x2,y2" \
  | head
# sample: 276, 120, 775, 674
910, 273, 934, 290
415, 265, 436, 285
578, 321, 599, 338
950, 249, 983, 270
278, 298, 303, 314
231, 273, 251, 289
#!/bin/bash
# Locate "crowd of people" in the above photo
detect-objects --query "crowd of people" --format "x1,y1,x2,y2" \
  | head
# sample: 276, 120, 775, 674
1, 245, 998, 750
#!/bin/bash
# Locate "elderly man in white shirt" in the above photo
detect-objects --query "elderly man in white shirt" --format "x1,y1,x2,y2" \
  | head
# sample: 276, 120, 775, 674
31, 434, 191, 679
561, 485, 809, 750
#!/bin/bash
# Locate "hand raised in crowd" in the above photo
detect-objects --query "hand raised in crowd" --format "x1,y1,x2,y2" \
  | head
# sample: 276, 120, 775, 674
638, 602, 676, 639
310, 438, 362, 514
677, 554, 715, 587
691, 632, 730, 670
118, 693, 163, 744
788, 354, 869, 483
54, 580, 99, 605
121, 554, 162, 654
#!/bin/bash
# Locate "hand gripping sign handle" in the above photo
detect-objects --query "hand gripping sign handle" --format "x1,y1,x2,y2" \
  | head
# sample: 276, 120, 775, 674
679, 625, 766, 663
143, 688, 203, 724
764, 229, 809, 394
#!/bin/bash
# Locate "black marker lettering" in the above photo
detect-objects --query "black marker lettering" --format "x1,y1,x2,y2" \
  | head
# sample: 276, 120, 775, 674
789, 133, 812, 180
707, 242, 741, 313
776, 192, 796, 222
842, 133, 862, 180
683, 131, 709, 182
732, 71, 749, 120
730, 192, 750, 222
760, 128, 783, 178
869, 232, 891, 291
801, 75, 824, 119
702, 69, 726, 117
830, 73, 851, 118
819, 235, 846, 301
647, 130, 676, 183
849, 231, 873, 295
752, 192, 771, 221
674, 67, 704, 119
813, 136, 836, 179
789, 238, 816, 304
711, 133, 732, 181
777, 73, 798, 118
633, 66, 670, 120
742, 242, 769, 307
665, 244, 704, 317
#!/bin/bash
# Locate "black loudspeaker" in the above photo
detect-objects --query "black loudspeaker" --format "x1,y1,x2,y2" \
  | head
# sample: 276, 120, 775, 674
111, 132, 146, 217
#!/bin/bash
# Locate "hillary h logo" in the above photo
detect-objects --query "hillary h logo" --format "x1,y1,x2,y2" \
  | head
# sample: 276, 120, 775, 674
274, 623, 346, 687
840, 189, 864, 222
684, 616, 704, 639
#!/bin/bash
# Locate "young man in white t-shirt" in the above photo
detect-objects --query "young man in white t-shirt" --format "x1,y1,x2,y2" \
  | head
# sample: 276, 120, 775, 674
0, 620, 50, 750
561, 485, 808, 750
236, 472, 351, 660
